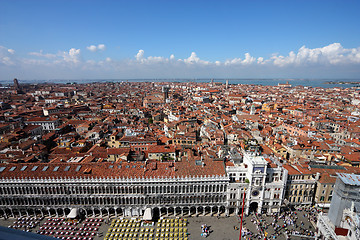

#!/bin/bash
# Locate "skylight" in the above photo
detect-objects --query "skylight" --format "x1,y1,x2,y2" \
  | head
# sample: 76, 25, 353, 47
53, 166, 60, 171
31, 166, 38, 171
42, 166, 49, 171
20, 166, 27, 171
9, 166, 16, 171
75, 165, 82, 171
64, 166, 70, 171
0, 167, 6, 172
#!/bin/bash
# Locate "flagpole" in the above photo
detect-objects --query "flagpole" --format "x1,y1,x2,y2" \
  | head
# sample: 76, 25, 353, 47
239, 188, 246, 240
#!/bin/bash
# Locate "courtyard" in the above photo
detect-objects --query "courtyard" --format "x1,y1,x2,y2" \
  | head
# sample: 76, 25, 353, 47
0, 207, 319, 240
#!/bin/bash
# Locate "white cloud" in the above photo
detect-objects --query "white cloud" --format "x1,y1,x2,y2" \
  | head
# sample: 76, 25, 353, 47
0, 46, 16, 65
242, 53, 256, 64
136, 49, 145, 61
270, 43, 360, 66
1, 43, 360, 80
62, 48, 81, 63
98, 44, 106, 51
87, 45, 97, 52
87, 44, 106, 52
134, 49, 170, 64
28, 50, 57, 59
224, 58, 241, 65
182, 52, 210, 65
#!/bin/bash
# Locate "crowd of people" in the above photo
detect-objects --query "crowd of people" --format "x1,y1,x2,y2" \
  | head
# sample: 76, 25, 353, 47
201, 223, 210, 237
239, 206, 318, 239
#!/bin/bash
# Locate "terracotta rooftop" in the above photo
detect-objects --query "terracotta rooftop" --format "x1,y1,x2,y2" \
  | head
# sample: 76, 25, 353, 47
0, 156, 226, 179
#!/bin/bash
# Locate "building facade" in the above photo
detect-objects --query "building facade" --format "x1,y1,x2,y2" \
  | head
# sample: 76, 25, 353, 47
0, 158, 229, 219
0, 149, 293, 219
226, 152, 287, 214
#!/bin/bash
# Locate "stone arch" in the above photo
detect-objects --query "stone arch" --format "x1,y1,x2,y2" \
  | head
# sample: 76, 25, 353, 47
249, 202, 258, 213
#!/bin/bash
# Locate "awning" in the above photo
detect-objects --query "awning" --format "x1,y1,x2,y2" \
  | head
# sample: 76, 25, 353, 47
143, 208, 152, 221
67, 208, 79, 219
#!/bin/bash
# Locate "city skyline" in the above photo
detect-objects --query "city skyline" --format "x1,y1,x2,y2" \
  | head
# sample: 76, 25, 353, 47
1, 0, 360, 80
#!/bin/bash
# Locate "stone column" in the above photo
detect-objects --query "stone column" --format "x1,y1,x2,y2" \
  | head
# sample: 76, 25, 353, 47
106, 208, 109, 218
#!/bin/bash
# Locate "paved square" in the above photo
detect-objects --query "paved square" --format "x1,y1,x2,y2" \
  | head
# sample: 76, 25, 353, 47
0, 208, 318, 240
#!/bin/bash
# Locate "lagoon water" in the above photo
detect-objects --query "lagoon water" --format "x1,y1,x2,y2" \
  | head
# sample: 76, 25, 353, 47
1, 78, 360, 88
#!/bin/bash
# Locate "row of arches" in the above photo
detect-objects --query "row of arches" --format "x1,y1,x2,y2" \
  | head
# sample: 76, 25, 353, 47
0, 205, 231, 219
0, 194, 227, 207
0, 183, 227, 196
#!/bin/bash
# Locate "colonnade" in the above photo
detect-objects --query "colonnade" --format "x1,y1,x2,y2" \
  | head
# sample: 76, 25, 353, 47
0, 176, 230, 219
0, 205, 229, 219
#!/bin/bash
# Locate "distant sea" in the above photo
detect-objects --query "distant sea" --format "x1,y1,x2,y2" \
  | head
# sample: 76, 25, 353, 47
1, 78, 360, 89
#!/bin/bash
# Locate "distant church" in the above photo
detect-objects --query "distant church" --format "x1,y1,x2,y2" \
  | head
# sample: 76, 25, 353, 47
13, 78, 24, 94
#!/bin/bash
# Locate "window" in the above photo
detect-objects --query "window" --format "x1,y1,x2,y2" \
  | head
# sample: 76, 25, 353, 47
31, 166, 38, 171
9, 166, 16, 171
20, 166, 27, 171
53, 166, 60, 171
64, 166, 70, 171
75, 166, 81, 171
0, 167, 5, 172
42, 166, 49, 171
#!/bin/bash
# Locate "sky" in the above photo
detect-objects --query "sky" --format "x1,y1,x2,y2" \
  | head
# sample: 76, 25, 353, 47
1, 0, 360, 80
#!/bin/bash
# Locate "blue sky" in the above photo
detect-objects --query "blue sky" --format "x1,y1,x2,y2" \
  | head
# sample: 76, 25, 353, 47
1, 0, 360, 80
